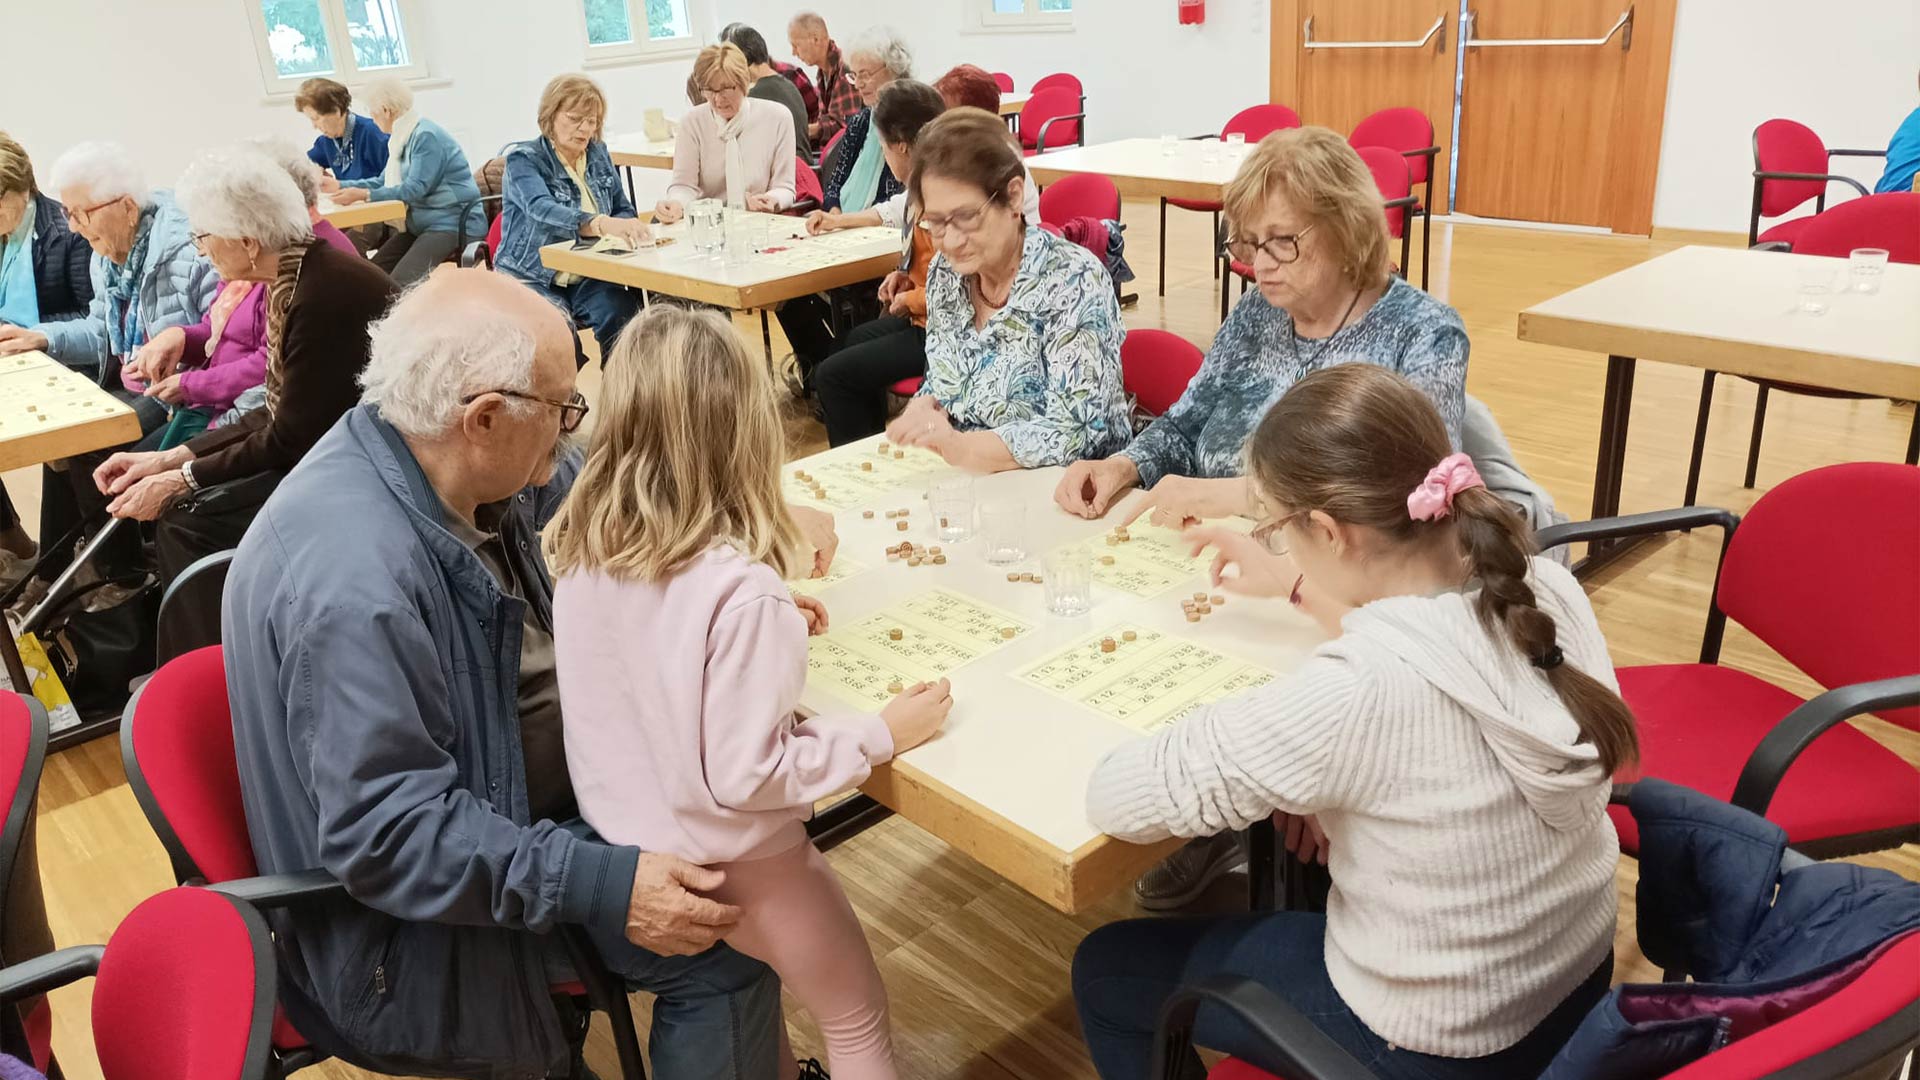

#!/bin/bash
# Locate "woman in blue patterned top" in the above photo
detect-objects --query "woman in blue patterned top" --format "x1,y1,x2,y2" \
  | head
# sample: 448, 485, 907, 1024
884, 108, 1128, 472
1055, 127, 1469, 531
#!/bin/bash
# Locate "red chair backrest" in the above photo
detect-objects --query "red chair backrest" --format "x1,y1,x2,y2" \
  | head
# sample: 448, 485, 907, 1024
795, 154, 824, 205
1788, 192, 1920, 263
122, 646, 261, 884
1039, 172, 1119, 229
1030, 72, 1082, 98
1223, 104, 1302, 144
0, 695, 50, 1072
1715, 463, 1920, 731
1021, 87, 1084, 151
991, 71, 1015, 93
1661, 932, 1920, 1079
1350, 107, 1437, 184
1122, 329, 1206, 418
94, 887, 274, 1080
1356, 145, 1412, 239
485, 212, 504, 263
1754, 119, 1832, 218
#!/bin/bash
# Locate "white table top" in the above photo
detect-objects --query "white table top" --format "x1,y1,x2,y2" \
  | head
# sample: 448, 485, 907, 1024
0, 350, 141, 473
606, 132, 677, 168
1519, 246, 1920, 399
1026, 137, 1252, 202
791, 436, 1325, 911
539, 211, 900, 309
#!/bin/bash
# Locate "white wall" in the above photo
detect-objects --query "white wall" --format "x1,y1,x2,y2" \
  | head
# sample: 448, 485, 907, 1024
1651, 0, 1919, 233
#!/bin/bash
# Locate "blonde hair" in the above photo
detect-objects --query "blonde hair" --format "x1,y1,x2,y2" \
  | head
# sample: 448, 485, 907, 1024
0, 131, 35, 198
691, 43, 752, 96
544, 306, 805, 582
538, 74, 608, 142
1223, 126, 1391, 291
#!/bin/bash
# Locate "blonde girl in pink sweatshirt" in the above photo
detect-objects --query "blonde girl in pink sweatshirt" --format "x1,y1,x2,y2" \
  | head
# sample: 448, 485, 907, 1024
547, 305, 952, 1080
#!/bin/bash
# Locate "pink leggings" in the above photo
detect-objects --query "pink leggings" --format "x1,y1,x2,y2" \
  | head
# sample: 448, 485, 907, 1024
711, 840, 896, 1080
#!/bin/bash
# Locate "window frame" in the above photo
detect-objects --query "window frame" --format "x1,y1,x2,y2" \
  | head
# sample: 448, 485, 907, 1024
970, 0, 1075, 33
577, 0, 707, 69
243, 0, 434, 98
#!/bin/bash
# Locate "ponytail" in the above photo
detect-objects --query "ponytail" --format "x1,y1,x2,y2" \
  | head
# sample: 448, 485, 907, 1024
1451, 488, 1639, 776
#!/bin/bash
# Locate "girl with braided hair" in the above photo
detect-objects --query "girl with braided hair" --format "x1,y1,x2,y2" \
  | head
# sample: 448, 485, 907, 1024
1074, 363, 1637, 1080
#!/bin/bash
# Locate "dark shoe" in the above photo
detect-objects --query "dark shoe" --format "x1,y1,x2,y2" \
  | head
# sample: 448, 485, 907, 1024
796, 1058, 831, 1079
1133, 832, 1246, 911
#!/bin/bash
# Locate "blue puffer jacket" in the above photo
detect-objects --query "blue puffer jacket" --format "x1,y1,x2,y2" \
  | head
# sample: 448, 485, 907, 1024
29, 194, 94, 322
37, 191, 217, 383
496, 137, 636, 287
341, 117, 485, 239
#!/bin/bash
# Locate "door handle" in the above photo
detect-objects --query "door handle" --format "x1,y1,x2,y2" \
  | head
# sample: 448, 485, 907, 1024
1463, 7, 1633, 50
1302, 14, 1447, 52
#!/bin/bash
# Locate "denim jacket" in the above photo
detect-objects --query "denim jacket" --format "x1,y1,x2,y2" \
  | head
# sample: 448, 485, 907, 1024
341, 117, 485, 238
497, 137, 637, 287
223, 405, 636, 1077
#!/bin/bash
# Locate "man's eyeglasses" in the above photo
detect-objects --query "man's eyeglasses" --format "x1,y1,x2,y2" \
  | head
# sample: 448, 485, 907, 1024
1223, 223, 1317, 267
917, 191, 1003, 239
462, 389, 590, 433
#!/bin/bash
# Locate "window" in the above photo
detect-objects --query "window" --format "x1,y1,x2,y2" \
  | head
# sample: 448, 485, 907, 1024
245, 0, 430, 93
976, 0, 1074, 30
580, 0, 703, 65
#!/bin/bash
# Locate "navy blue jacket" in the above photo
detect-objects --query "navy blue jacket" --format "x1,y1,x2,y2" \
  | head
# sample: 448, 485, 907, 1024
306, 112, 390, 182
29, 194, 93, 322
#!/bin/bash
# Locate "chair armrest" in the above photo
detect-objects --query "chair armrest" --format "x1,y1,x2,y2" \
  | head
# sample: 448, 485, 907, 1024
458, 241, 492, 270
1402, 145, 1442, 161
209, 868, 352, 909
1827, 148, 1888, 159
1383, 195, 1419, 211
1535, 506, 1740, 552
1188, 133, 1221, 141
0, 946, 104, 1004
784, 197, 821, 216
1730, 674, 1920, 817
1749, 241, 1793, 253
1034, 112, 1087, 155
1152, 975, 1377, 1080
1753, 170, 1871, 198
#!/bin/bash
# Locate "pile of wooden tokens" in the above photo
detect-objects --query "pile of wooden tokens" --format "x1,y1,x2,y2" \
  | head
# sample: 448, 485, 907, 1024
791, 468, 826, 501
1181, 591, 1228, 622
886, 541, 946, 567
1097, 629, 1141, 653
1103, 526, 1133, 546
1004, 571, 1044, 584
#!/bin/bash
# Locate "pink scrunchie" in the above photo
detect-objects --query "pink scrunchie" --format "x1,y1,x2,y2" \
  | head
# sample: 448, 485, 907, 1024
1407, 453, 1485, 521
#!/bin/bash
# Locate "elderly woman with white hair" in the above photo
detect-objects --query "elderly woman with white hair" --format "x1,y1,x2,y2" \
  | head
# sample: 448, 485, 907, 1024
93, 145, 396, 587
322, 77, 483, 285
821, 26, 912, 215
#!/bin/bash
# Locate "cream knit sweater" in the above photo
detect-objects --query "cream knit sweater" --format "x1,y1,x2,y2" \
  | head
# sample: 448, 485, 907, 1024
1087, 557, 1621, 1058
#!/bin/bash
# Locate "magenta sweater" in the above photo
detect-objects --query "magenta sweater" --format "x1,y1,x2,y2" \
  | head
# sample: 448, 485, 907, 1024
555, 544, 893, 863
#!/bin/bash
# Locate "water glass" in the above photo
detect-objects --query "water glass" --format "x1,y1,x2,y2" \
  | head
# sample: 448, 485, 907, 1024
978, 500, 1027, 565
1850, 247, 1889, 294
1160, 133, 1177, 157
1042, 547, 1093, 617
723, 217, 753, 265
1795, 263, 1835, 316
929, 472, 975, 543
1225, 131, 1247, 155
688, 200, 724, 253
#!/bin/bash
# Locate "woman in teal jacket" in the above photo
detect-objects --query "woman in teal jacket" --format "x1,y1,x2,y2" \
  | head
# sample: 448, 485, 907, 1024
326, 78, 483, 285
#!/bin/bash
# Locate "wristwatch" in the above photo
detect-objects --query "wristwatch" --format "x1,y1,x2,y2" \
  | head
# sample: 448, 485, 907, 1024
180, 460, 200, 492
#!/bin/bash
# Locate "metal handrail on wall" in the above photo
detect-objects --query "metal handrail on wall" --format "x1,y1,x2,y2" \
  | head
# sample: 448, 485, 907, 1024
1301, 14, 1446, 52
1462, 7, 1634, 50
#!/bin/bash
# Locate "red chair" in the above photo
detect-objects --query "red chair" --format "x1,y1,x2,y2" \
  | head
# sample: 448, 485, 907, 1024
0, 887, 278, 1080
1685, 191, 1920, 506
794, 153, 825, 210
1121, 329, 1205, 418
120, 646, 651, 1079
1354, 146, 1416, 285
990, 71, 1015, 93
1019, 87, 1086, 156
889, 376, 923, 396
1348, 108, 1439, 289
0, 695, 53, 1076
1748, 118, 1885, 248
1539, 463, 1920, 858
1162, 105, 1303, 298
1029, 72, 1082, 98
1039, 172, 1120, 229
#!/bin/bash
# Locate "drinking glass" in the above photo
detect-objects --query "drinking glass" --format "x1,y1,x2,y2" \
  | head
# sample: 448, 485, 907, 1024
1042, 547, 1092, 617
1795, 263, 1835, 316
1849, 247, 1889, 294
1225, 131, 1247, 156
929, 472, 975, 543
979, 500, 1027, 565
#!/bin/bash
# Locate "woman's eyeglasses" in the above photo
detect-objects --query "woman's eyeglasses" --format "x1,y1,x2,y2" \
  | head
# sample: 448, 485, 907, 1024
462, 389, 591, 433
1223, 223, 1317, 266
701, 84, 743, 100
917, 191, 1003, 238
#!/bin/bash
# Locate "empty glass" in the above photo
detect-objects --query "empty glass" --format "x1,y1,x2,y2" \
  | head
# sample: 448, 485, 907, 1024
979, 500, 1027, 565
1042, 547, 1092, 617
1795, 263, 1835, 316
1850, 247, 1889, 294
1225, 131, 1247, 157
723, 217, 754, 266
929, 472, 975, 543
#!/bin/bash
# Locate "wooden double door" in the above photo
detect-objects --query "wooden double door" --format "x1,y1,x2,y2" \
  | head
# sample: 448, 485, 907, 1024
1270, 0, 1676, 234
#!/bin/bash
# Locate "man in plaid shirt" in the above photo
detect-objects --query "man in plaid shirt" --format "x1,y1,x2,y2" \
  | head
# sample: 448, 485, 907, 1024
788, 11, 860, 146
772, 59, 819, 130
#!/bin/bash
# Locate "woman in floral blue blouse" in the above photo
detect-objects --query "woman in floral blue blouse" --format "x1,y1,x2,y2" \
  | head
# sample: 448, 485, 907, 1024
883, 108, 1128, 472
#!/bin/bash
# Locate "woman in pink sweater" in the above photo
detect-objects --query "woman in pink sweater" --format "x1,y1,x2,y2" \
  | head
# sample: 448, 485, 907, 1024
547, 305, 951, 1080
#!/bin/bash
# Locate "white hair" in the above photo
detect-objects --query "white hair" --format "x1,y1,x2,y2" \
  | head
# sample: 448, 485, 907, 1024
359, 279, 538, 438
360, 78, 415, 119
245, 135, 323, 209
789, 10, 825, 33
175, 147, 312, 251
848, 26, 912, 76
48, 141, 149, 206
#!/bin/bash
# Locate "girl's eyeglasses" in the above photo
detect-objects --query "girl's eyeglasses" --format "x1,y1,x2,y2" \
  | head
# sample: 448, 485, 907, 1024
1251, 510, 1308, 556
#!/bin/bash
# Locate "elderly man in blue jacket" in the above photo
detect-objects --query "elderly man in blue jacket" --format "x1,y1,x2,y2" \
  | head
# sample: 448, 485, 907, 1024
222, 268, 822, 1079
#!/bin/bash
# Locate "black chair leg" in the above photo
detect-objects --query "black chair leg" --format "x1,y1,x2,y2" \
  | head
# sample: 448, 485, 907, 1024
1419, 182, 1433, 289
1684, 370, 1716, 508
1158, 198, 1167, 297
1905, 407, 1919, 466
1219, 269, 1230, 323
1745, 384, 1770, 489
1210, 211, 1220, 280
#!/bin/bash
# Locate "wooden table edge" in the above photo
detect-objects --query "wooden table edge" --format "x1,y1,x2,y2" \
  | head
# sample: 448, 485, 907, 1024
538, 244, 896, 310
321, 200, 407, 229
0, 410, 142, 474
609, 151, 674, 169
1516, 309, 1920, 401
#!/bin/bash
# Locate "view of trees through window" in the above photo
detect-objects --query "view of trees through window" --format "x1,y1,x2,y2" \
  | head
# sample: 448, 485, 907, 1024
583, 0, 691, 46
261, 0, 410, 78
